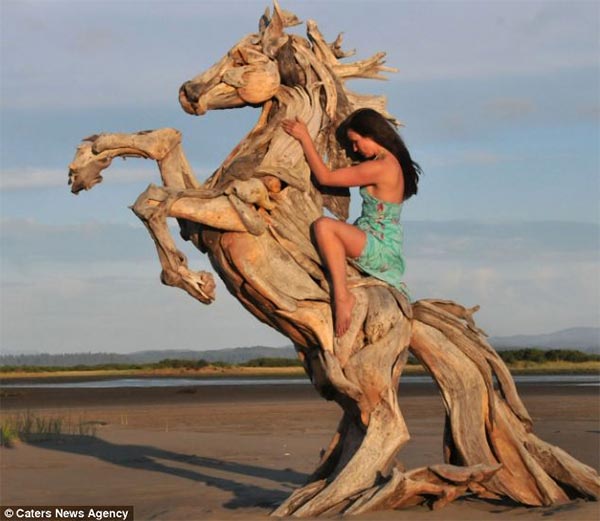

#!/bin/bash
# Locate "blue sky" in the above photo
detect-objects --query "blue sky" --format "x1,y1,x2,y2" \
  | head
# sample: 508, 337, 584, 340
0, 0, 598, 354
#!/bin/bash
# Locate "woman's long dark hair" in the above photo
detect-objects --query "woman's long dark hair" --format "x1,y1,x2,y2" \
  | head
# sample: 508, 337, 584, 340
336, 108, 422, 200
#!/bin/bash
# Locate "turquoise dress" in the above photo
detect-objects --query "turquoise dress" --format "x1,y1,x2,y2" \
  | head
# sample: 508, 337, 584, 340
351, 187, 410, 298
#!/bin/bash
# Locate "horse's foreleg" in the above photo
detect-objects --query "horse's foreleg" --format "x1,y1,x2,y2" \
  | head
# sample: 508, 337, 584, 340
69, 128, 202, 193
130, 182, 268, 304
130, 184, 217, 305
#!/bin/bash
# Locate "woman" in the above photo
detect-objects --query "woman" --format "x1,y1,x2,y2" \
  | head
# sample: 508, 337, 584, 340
282, 108, 421, 337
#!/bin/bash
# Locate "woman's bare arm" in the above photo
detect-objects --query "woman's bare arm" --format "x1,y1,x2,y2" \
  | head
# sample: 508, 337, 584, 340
282, 117, 385, 188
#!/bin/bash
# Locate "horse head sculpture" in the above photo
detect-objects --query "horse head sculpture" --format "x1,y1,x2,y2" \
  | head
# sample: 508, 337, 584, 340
68, 2, 599, 516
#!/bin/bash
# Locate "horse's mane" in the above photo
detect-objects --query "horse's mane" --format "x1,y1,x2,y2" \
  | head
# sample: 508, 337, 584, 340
297, 20, 398, 169
206, 6, 399, 220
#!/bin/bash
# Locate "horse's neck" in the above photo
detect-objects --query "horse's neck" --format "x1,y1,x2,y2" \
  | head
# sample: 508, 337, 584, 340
206, 88, 323, 191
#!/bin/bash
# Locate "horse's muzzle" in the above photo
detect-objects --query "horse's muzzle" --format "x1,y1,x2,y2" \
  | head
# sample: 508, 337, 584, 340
179, 81, 207, 115
181, 81, 202, 103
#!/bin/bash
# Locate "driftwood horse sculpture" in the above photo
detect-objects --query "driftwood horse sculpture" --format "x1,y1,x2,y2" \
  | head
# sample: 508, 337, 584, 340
68, 3, 599, 517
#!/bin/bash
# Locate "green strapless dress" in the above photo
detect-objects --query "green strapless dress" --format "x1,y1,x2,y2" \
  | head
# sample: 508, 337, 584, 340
351, 187, 410, 298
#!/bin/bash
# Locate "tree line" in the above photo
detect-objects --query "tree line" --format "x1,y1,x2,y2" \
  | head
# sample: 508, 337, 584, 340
0, 357, 303, 373
0, 350, 598, 373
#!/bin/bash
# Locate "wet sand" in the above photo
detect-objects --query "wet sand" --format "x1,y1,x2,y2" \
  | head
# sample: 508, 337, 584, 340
1, 381, 598, 520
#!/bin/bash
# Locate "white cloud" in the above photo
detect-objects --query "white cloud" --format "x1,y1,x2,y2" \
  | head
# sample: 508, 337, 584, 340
0, 265, 289, 353
1, 218, 597, 352
425, 149, 505, 169
1, 1, 597, 109
403, 220, 599, 335
0, 166, 154, 191
0, 218, 211, 269
0, 163, 211, 191
358, 1, 598, 84
0, 168, 65, 190
0, 219, 287, 352
406, 257, 599, 337
576, 103, 600, 121
483, 98, 536, 121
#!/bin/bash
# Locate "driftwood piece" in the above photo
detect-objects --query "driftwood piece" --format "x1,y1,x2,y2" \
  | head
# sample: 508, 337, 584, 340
68, 2, 599, 517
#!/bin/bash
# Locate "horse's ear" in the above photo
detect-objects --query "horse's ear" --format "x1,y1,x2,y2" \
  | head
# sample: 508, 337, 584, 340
276, 0, 302, 28
258, 7, 270, 34
261, 2, 288, 59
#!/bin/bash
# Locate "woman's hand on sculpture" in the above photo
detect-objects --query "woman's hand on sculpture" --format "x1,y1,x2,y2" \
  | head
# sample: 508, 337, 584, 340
282, 117, 310, 144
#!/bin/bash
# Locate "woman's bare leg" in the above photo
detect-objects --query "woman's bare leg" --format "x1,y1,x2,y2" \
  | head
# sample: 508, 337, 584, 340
312, 217, 367, 337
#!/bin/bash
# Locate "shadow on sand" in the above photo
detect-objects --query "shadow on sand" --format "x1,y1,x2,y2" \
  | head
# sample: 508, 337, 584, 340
25, 434, 307, 510
18, 435, 595, 517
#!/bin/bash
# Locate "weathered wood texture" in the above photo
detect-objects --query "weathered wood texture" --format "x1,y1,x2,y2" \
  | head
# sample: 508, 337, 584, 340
68, 2, 599, 516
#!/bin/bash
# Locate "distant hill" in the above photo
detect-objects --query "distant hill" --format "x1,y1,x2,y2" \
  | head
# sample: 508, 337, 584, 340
489, 327, 599, 354
0, 351, 134, 368
129, 346, 296, 364
0, 345, 296, 367
2, 327, 598, 367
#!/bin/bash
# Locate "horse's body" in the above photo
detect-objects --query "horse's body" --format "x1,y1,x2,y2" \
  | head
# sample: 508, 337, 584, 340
68, 3, 599, 516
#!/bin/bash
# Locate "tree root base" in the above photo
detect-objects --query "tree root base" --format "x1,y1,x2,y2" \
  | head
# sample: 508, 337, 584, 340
271, 463, 502, 517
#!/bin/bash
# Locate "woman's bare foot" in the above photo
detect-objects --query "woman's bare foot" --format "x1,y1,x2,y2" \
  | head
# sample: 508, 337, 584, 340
334, 291, 356, 337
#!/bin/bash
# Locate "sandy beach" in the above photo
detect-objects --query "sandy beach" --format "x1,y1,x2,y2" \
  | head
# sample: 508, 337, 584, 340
1, 380, 598, 521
